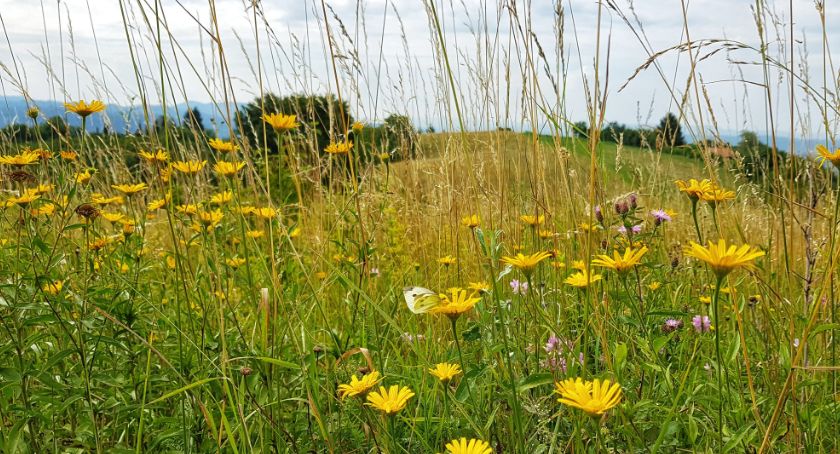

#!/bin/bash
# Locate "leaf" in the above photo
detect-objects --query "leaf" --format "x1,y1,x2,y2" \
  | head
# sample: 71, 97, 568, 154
809, 323, 840, 337
615, 342, 628, 372
249, 356, 301, 370
497, 264, 513, 281
148, 377, 220, 405
517, 372, 554, 392
461, 323, 481, 342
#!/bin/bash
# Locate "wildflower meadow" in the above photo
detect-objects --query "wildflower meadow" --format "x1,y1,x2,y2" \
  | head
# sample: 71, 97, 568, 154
0, 0, 838, 452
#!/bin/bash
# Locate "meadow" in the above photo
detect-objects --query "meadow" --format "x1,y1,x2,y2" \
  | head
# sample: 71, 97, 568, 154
0, 1, 839, 453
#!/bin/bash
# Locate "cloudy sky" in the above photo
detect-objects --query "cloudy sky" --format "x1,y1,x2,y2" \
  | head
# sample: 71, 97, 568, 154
0, 0, 837, 146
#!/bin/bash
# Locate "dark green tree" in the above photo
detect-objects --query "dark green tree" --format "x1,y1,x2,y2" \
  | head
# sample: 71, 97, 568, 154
656, 112, 686, 147
383, 114, 416, 160
238, 93, 353, 156
183, 108, 205, 132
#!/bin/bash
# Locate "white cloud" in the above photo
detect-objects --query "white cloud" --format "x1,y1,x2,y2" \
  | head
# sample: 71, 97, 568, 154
0, 0, 836, 142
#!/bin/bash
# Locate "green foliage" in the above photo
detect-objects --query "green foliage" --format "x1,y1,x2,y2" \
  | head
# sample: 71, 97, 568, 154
237, 93, 354, 156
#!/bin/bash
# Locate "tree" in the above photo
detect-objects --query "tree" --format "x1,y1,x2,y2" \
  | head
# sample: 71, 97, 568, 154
656, 113, 685, 147
383, 114, 416, 160
184, 108, 205, 132
238, 93, 353, 156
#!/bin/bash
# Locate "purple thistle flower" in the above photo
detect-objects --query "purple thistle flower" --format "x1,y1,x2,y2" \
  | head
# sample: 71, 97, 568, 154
692, 315, 711, 333
663, 318, 684, 333
594, 205, 604, 223
651, 209, 672, 226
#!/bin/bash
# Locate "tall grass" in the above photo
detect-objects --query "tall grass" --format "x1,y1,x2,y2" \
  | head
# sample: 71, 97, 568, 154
0, 0, 838, 452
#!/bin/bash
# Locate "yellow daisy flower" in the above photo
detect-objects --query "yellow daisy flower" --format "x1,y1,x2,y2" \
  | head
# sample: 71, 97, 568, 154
365, 385, 414, 415
64, 99, 106, 118
683, 239, 764, 278
554, 377, 622, 416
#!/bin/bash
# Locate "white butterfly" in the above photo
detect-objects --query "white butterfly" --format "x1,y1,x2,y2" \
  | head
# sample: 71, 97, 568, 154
402, 286, 442, 314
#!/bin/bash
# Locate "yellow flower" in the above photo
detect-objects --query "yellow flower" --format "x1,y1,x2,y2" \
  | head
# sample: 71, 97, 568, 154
571, 260, 586, 271
213, 161, 245, 177
101, 211, 126, 223
31, 184, 54, 195
197, 209, 224, 228
442, 438, 493, 454
6, 192, 40, 207
429, 363, 462, 383
64, 99, 106, 118
166, 256, 177, 270
683, 239, 765, 278
42, 280, 63, 295
210, 191, 233, 205
0, 150, 39, 166
26, 106, 39, 119
237, 205, 256, 215
351, 121, 365, 132
31, 203, 56, 217
208, 138, 238, 153
33, 148, 52, 160
520, 214, 545, 227
467, 281, 490, 293
338, 371, 381, 400
91, 194, 124, 206
76, 169, 94, 185
88, 237, 110, 251
365, 385, 414, 415
699, 296, 712, 305
461, 215, 480, 228
592, 246, 648, 274
226, 257, 247, 268
500, 251, 551, 276
647, 281, 661, 291
438, 255, 457, 266
252, 207, 277, 219
430, 288, 481, 319
315, 271, 328, 280
112, 183, 148, 195
555, 377, 622, 416
262, 113, 299, 131
158, 166, 172, 183
539, 229, 555, 239
246, 229, 265, 239
700, 187, 735, 204
176, 204, 200, 216
288, 226, 301, 239
60, 150, 78, 161
816, 144, 840, 168
122, 221, 136, 236
172, 160, 207, 174
325, 141, 353, 155
138, 149, 169, 164
147, 196, 169, 211
564, 270, 602, 288
675, 179, 713, 201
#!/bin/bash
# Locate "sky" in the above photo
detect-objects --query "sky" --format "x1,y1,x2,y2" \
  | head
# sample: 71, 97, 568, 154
0, 0, 838, 149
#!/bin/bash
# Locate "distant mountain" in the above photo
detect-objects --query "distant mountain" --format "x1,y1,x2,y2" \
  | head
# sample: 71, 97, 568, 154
0, 96, 238, 138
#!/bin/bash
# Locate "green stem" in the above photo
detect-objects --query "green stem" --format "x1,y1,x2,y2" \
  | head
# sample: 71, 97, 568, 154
690, 199, 703, 244
711, 274, 725, 447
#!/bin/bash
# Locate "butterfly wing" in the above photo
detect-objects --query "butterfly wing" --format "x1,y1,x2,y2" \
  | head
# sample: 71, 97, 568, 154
403, 286, 440, 314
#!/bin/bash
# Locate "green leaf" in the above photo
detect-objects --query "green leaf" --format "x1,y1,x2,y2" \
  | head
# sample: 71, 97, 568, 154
615, 342, 628, 372
517, 372, 554, 392
148, 377, 220, 405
